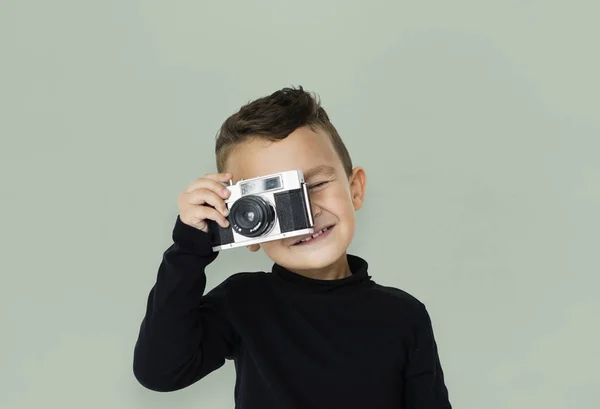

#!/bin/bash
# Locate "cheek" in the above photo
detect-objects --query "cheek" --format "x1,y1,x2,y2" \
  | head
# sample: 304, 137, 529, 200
261, 241, 295, 267
261, 241, 286, 259
328, 190, 357, 235
325, 188, 355, 215
261, 241, 276, 252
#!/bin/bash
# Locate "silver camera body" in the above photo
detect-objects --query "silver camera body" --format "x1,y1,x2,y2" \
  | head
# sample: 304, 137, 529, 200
207, 170, 315, 251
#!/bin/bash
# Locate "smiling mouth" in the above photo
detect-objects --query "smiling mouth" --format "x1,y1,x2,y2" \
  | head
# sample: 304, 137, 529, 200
292, 225, 335, 245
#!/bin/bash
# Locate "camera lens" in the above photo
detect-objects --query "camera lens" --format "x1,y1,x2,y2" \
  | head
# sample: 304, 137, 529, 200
230, 195, 275, 237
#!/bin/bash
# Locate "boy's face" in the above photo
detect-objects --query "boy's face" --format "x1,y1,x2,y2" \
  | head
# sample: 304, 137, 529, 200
224, 126, 366, 273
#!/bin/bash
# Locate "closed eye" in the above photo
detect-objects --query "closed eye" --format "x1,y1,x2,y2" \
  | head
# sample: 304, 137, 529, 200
308, 181, 329, 190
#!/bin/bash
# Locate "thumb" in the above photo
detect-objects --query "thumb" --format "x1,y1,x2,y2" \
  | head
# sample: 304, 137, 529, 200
247, 244, 261, 252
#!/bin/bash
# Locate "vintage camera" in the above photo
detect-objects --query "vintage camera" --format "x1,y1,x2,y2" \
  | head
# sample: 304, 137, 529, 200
207, 170, 315, 251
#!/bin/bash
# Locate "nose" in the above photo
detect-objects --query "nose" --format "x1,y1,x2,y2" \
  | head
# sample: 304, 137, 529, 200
311, 201, 322, 219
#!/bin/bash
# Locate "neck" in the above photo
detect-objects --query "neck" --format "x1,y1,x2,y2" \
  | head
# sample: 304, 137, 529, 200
290, 252, 352, 280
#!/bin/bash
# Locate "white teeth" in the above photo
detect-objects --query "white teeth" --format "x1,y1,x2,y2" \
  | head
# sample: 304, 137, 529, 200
296, 226, 330, 244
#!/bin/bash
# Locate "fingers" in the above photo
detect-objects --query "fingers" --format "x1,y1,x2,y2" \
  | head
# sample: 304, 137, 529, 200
200, 172, 233, 182
188, 205, 230, 229
178, 173, 234, 232
185, 173, 233, 195
187, 189, 230, 217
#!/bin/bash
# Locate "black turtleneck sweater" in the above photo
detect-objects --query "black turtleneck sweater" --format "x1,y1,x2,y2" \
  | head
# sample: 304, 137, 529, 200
133, 216, 452, 408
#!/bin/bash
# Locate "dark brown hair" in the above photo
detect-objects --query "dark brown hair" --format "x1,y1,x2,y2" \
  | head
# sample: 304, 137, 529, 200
215, 86, 353, 176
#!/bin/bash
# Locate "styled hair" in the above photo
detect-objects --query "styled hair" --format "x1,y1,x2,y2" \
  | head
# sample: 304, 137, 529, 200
215, 86, 352, 176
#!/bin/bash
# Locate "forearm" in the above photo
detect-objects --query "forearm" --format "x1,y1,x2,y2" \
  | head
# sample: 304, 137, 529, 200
133, 217, 232, 391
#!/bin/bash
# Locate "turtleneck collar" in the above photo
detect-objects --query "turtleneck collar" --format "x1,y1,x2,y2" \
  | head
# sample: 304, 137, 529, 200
271, 254, 372, 292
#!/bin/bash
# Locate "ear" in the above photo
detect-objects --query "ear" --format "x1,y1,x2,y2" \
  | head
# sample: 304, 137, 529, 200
349, 166, 366, 211
246, 244, 261, 252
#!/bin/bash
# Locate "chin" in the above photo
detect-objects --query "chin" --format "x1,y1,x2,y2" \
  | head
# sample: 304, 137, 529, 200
267, 241, 348, 271
263, 223, 355, 270
291, 251, 342, 270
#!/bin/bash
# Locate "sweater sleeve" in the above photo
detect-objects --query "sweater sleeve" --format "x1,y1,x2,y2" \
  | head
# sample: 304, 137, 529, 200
133, 215, 238, 392
403, 304, 452, 408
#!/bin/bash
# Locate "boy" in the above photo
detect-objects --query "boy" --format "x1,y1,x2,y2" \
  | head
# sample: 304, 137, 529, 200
133, 86, 452, 408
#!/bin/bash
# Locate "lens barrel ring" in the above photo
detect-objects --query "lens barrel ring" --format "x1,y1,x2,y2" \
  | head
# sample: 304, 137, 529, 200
229, 195, 275, 237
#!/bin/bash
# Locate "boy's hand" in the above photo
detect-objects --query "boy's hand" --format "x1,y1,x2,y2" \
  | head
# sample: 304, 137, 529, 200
177, 173, 232, 234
